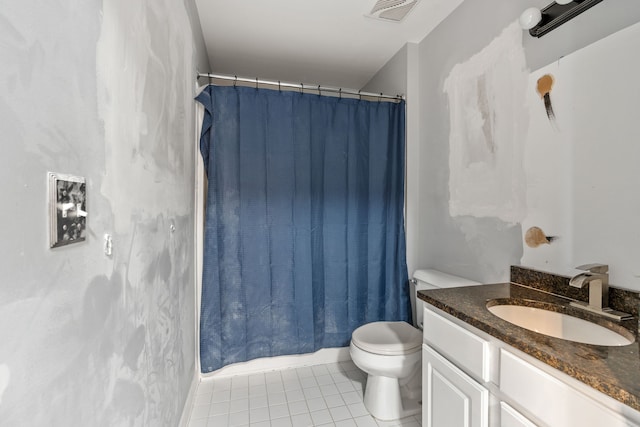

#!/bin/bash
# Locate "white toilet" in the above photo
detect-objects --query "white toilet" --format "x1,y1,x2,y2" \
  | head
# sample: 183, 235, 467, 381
349, 269, 481, 421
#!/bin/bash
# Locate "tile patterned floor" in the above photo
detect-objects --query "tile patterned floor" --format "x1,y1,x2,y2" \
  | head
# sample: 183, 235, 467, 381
187, 361, 422, 427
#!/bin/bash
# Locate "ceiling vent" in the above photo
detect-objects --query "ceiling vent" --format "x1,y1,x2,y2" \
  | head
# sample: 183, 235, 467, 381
367, 0, 420, 22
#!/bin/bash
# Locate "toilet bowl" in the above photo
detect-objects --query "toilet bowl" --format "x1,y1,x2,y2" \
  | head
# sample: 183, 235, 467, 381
350, 269, 481, 421
350, 321, 422, 421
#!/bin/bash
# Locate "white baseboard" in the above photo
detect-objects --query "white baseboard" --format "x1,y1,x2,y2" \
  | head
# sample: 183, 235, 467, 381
201, 347, 351, 379
178, 369, 200, 427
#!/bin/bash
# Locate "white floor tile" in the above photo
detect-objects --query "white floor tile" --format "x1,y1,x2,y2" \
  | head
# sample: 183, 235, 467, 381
250, 406, 270, 423
269, 403, 290, 419
212, 389, 231, 403
300, 376, 318, 389
191, 404, 210, 420
230, 398, 249, 413
189, 361, 421, 427
310, 409, 333, 425
232, 375, 250, 389
271, 417, 293, 427
296, 367, 315, 378
265, 371, 283, 384
302, 386, 322, 400
336, 381, 355, 394
268, 391, 287, 406
312, 365, 330, 376
267, 382, 285, 393
207, 413, 229, 426
306, 397, 327, 412
285, 389, 305, 403
231, 387, 250, 400
281, 369, 298, 381
229, 410, 250, 426
209, 401, 230, 416
213, 377, 232, 391
288, 399, 309, 416
347, 402, 368, 418
330, 406, 352, 422
340, 391, 361, 405
324, 393, 345, 409
353, 415, 378, 427
283, 379, 301, 391
291, 412, 313, 426
250, 395, 269, 409
320, 384, 339, 396
250, 384, 268, 397
197, 381, 215, 395
249, 373, 266, 387
194, 393, 212, 406
335, 419, 357, 427
316, 374, 334, 386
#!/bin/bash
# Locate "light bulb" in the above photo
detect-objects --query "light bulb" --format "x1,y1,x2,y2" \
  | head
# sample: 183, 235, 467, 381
519, 7, 542, 30
556, 0, 573, 4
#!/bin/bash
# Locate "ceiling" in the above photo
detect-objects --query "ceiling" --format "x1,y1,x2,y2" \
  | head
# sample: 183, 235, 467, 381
194, 0, 464, 90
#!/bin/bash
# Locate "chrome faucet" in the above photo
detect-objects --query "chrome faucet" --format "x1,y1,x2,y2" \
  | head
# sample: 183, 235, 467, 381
569, 263, 609, 310
569, 264, 632, 321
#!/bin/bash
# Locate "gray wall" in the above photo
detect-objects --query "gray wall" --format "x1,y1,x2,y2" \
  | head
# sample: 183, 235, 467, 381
379, 0, 640, 282
0, 0, 207, 425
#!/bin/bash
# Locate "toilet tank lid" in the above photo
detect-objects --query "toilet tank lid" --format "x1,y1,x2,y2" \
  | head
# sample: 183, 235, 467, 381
413, 269, 481, 288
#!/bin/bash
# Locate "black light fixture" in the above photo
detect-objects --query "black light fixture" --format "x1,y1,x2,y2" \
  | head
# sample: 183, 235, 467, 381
519, 0, 604, 38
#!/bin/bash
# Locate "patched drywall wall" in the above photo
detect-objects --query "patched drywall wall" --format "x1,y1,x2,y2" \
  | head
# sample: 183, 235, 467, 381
0, 0, 203, 425
444, 22, 528, 224
415, 0, 640, 283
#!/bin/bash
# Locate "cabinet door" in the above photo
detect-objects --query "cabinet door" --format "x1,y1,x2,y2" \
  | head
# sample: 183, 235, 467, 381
423, 344, 489, 427
500, 402, 537, 427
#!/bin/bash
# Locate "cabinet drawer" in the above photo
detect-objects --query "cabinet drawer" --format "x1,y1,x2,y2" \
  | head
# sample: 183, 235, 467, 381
500, 349, 637, 427
423, 306, 490, 381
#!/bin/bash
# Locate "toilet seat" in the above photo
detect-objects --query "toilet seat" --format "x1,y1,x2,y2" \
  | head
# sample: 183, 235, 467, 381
352, 321, 422, 356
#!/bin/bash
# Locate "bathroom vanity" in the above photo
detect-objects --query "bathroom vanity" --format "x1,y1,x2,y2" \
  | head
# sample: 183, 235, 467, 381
418, 266, 640, 427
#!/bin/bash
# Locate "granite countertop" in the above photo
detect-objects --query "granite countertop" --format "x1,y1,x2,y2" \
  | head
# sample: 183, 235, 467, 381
417, 268, 640, 412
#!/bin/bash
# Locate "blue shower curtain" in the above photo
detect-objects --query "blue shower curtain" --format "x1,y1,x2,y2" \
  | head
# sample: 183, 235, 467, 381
196, 85, 409, 373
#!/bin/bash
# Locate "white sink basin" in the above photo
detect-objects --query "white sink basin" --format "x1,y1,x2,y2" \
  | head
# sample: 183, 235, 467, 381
487, 304, 635, 346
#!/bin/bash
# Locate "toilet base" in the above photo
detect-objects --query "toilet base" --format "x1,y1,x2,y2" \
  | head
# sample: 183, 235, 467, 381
363, 370, 422, 421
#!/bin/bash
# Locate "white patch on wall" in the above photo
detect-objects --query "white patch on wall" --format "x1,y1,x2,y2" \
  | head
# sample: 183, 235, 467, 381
521, 21, 640, 289
96, 0, 193, 234
444, 22, 528, 224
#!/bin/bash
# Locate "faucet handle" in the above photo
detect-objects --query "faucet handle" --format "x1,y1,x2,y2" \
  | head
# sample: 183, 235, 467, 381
575, 263, 608, 274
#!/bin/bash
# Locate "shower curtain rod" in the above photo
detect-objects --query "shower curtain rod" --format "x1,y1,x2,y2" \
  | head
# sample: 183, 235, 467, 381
197, 72, 404, 102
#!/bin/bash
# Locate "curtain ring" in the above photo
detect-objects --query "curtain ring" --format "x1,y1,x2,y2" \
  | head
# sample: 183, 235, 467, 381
278, 80, 281, 92
379, 93, 382, 102
299, 84, 303, 94
358, 90, 362, 101
255, 77, 259, 89
339, 88, 342, 99
208, 74, 212, 86
234, 75, 237, 87
318, 85, 321, 97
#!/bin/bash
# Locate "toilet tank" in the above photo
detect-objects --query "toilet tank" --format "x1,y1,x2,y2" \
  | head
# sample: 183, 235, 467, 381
411, 269, 481, 329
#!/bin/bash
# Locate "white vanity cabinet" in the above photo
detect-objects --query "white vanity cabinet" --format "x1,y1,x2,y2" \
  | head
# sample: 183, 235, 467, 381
422, 304, 640, 427
422, 307, 490, 427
